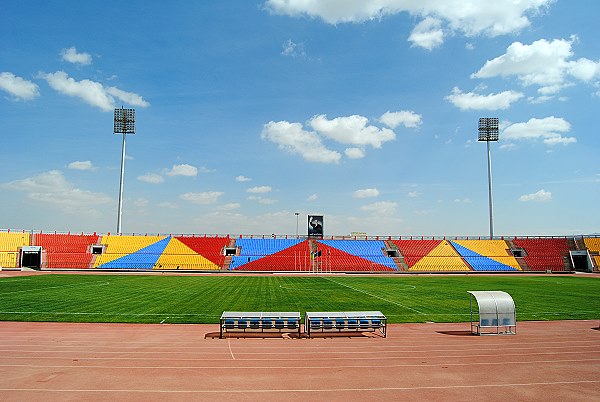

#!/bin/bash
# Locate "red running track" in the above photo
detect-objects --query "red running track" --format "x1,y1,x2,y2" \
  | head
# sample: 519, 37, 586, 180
0, 320, 598, 401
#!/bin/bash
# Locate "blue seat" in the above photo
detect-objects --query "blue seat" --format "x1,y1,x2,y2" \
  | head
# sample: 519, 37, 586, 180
224, 319, 235, 329
275, 319, 285, 329
249, 319, 260, 329
262, 319, 273, 329
347, 319, 358, 329
323, 319, 333, 329
335, 319, 346, 329
371, 319, 381, 328
310, 320, 321, 329
359, 319, 370, 329
286, 319, 298, 329
237, 320, 248, 329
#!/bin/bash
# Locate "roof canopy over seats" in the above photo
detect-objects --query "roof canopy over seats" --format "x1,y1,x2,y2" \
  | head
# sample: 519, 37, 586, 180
468, 291, 516, 335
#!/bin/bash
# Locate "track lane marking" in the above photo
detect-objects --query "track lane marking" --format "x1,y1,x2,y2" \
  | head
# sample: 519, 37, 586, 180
0, 380, 599, 394
1, 357, 599, 369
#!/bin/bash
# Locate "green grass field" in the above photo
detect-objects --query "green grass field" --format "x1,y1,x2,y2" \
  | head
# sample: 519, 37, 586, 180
0, 274, 598, 324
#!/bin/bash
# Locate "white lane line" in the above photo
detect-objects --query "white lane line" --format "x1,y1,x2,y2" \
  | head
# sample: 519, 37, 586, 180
1, 357, 599, 369
2, 345, 599, 357
227, 337, 235, 360
0, 380, 599, 394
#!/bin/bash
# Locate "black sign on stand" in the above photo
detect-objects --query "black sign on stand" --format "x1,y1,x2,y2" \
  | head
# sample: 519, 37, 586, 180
308, 215, 324, 238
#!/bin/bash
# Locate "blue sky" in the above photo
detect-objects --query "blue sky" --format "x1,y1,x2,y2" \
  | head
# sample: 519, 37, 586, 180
1, 0, 598, 237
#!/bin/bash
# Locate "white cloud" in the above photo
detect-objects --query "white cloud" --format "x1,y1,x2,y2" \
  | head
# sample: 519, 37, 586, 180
263, 111, 419, 162
353, 188, 379, 198
0, 72, 40, 100
408, 191, 419, 198
247, 186, 272, 194
503, 117, 576, 145
164, 164, 198, 177
157, 201, 178, 209
472, 38, 600, 95
261, 120, 341, 164
265, 0, 553, 48
345, 147, 365, 159
60, 47, 92, 65
307, 193, 318, 201
236, 175, 252, 182
379, 110, 422, 129
106, 86, 150, 108
137, 173, 165, 184
248, 195, 277, 205
180, 191, 224, 204
361, 201, 397, 215
3, 170, 111, 214
519, 189, 552, 202
309, 114, 395, 148
38, 71, 149, 111
133, 198, 149, 208
409, 17, 444, 50
446, 87, 524, 110
282, 39, 306, 58
453, 198, 472, 204
217, 203, 241, 211
67, 160, 94, 171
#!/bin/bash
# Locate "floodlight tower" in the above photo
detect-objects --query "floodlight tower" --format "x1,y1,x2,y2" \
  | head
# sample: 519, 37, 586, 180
113, 107, 136, 234
478, 117, 499, 239
295, 212, 300, 238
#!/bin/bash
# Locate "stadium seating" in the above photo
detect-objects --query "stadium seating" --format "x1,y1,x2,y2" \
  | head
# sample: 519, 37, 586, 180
310, 241, 396, 272
175, 236, 230, 266
1, 229, 590, 272
231, 240, 310, 271
391, 240, 442, 267
451, 240, 520, 271
155, 237, 221, 270
583, 237, 600, 253
94, 235, 167, 268
36, 233, 99, 268
235, 238, 303, 256
315, 240, 397, 271
0, 231, 31, 268
512, 238, 570, 271
392, 240, 470, 271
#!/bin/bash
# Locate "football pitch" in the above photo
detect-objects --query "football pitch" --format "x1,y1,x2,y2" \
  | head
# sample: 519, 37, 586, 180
0, 274, 598, 324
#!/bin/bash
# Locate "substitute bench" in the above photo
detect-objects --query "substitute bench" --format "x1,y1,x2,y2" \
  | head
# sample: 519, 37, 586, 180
305, 311, 387, 338
219, 311, 301, 338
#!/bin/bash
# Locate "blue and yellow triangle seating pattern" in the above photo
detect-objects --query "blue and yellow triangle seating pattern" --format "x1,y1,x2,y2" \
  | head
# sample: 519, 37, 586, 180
93, 235, 223, 270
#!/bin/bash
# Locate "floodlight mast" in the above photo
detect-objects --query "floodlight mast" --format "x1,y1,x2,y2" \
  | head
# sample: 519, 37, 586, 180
113, 107, 136, 234
478, 117, 499, 239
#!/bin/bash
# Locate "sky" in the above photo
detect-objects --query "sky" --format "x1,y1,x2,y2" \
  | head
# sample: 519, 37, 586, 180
1, 0, 599, 237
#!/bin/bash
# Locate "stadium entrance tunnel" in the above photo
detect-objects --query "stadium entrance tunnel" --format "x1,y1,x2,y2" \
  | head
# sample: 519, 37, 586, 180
20, 246, 42, 269
570, 250, 593, 272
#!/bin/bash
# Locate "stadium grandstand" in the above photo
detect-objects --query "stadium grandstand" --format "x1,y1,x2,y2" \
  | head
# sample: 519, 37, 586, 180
0, 229, 597, 273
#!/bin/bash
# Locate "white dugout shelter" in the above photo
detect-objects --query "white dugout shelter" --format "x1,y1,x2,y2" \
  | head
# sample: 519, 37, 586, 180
468, 291, 516, 335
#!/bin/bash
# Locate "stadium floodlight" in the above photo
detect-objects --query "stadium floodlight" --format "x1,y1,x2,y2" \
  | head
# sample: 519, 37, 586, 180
295, 212, 300, 238
478, 117, 499, 239
113, 107, 136, 234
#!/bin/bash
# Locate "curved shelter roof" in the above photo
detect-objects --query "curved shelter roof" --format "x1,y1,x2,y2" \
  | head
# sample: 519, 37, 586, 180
468, 291, 516, 335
